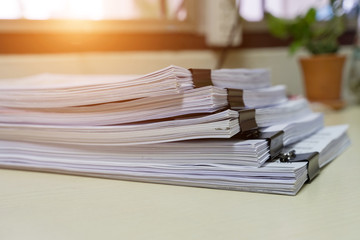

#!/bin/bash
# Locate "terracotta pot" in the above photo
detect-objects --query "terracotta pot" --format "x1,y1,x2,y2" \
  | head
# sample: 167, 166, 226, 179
299, 54, 346, 109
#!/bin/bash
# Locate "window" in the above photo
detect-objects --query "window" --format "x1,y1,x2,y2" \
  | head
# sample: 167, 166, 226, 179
0, 0, 188, 21
239, 0, 358, 22
238, 0, 358, 48
0, 0, 206, 53
0, 0, 357, 53
0, 0, 195, 32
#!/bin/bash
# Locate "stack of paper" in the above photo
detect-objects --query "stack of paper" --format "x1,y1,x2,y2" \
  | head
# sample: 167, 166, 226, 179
0, 139, 269, 169
0, 65, 351, 195
261, 113, 324, 146
0, 65, 193, 108
190, 68, 284, 108
255, 98, 312, 127
0, 126, 349, 195
0, 109, 240, 145
211, 68, 271, 89
285, 125, 351, 167
235, 85, 287, 108
0, 86, 228, 126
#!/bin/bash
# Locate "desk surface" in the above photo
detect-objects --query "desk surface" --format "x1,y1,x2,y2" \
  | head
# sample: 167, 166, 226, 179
0, 106, 359, 240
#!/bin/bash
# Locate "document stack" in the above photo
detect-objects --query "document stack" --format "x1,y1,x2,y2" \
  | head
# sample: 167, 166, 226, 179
0, 65, 350, 195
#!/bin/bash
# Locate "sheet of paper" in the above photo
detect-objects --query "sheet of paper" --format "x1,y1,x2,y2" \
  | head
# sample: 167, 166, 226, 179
0, 110, 240, 145
211, 68, 271, 90
261, 112, 324, 146
0, 65, 193, 108
0, 86, 228, 126
242, 85, 287, 108
255, 98, 312, 127
0, 147, 307, 195
0, 138, 269, 168
285, 125, 350, 167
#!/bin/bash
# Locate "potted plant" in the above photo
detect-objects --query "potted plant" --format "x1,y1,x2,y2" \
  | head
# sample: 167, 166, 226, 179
266, 0, 346, 109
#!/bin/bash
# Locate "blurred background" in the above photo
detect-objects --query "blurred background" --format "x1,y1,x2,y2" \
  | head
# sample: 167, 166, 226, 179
0, 0, 359, 103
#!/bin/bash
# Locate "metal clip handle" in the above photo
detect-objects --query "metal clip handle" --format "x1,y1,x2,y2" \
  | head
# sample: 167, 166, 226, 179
278, 150, 296, 162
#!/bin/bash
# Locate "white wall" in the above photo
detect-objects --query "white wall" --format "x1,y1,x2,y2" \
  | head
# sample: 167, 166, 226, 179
0, 46, 354, 101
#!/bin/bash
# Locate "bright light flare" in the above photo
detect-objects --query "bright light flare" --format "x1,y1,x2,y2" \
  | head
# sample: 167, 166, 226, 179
0, 0, 104, 20
68, 0, 104, 20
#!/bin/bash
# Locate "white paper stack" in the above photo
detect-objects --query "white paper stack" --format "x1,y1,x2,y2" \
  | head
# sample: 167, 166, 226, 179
255, 98, 312, 127
209, 68, 285, 108
0, 137, 305, 195
0, 66, 242, 145
211, 68, 271, 89
1, 125, 349, 195
261, 113, 324, 146
0, 109, 240, 146
0, 151, 307, 195
285, 125, 351, 167
0, 86, 228, 126
0, 65, 193, 108
0, 65, 351, 196
0, 139, 270, 169
237, 85, 287, 108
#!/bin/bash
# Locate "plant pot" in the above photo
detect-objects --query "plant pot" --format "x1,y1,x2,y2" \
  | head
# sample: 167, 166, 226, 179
299, 54, 346, 109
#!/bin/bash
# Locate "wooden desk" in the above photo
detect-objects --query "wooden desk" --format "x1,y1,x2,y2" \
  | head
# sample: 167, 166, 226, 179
0, 106, 359, 240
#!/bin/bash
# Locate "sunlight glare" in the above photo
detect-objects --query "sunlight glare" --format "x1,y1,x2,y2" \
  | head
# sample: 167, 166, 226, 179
240, 0, 263, 21
21, 0, 63, 20
0, 0, 21, 19
68, 0, 104, 20
2, 0, 104, 20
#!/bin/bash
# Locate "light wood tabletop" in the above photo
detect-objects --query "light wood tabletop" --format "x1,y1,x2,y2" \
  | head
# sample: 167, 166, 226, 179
0, 106, 359, 240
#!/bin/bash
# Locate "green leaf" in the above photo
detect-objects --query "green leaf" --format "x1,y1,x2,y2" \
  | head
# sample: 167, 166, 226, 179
289, 40, 304, 55
304, 8, 316, 24
266, 13, 290, 38
265, 2, 343, 55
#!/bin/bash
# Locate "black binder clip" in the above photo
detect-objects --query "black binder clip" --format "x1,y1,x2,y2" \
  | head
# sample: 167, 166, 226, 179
234, 130, 284, 160
279, 150, 320, 182
258, 131, 284, 160
189, 69, 212, 88
237, 108, 258, 132
189, 70, 246, 109
227, 88, 245, 109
